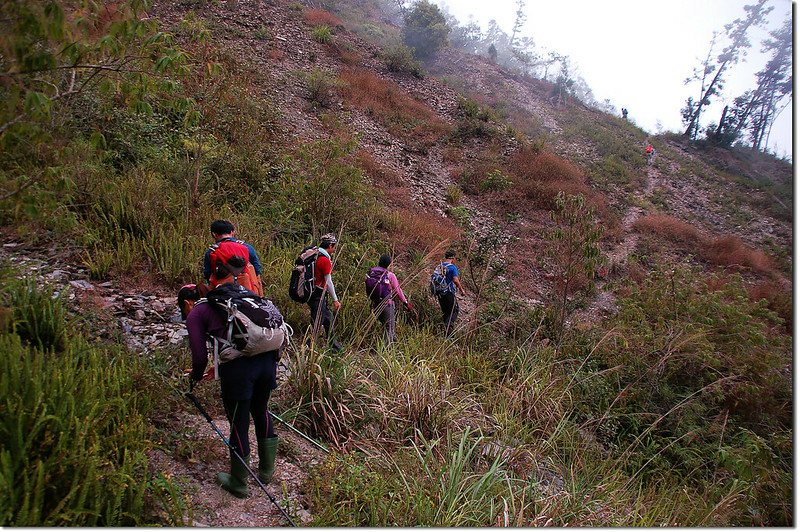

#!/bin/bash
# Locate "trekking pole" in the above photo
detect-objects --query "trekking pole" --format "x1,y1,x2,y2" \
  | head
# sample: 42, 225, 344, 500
184, 391, 297, 527
268, 409, 330, 454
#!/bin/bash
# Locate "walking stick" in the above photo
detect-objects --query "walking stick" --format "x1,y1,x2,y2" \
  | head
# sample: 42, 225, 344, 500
184, 391, 297, 527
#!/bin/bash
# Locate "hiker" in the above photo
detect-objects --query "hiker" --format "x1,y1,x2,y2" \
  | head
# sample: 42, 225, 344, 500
309, 233, 342, 351
185, 281, 281, 499
203, 219, 263, 296
432, 250, 463, 336
645, 143, 655, 165
365, 254, 412, 345
621, 107, 628, 119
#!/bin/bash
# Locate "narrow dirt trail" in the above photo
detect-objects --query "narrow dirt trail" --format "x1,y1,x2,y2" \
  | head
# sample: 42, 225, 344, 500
574, 161, 660, 324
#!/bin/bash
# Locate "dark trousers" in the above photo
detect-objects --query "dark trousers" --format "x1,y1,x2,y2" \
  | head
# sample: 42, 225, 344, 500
219, 350, 278, 458
438, 292, 459, 336
376, 302, 396, 344
308, 288, 334, 341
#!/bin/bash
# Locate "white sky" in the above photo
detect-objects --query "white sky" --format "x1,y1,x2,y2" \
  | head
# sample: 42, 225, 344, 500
438, 0, 793, 160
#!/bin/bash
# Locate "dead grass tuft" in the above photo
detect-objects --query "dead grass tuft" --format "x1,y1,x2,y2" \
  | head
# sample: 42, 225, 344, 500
633, 214, 703, 246
383, 209, 461, 254
266, 49, 284, 61
303, 8, 343, 27
339, 68, 451, 144
702, 235, 775, 274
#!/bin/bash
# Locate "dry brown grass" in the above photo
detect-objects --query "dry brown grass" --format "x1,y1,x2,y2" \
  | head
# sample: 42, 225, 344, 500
504, 147, 608, 213
633, 214, 703, 246
635, 214, 777, 276
266, 49, 285, 61
383, 208, 462, 254
303, 8, 343, 27
339, 68, 452, 144
702, 235, 775, 274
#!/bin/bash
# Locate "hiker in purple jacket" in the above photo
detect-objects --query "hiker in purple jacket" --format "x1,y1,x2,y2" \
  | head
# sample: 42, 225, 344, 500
186, 286, 280, 499
366, 254, 411, 345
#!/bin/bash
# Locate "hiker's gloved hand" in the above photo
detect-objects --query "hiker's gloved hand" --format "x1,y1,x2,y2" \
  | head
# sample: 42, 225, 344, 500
405, 301, 413, 312
333, 300, 341, 312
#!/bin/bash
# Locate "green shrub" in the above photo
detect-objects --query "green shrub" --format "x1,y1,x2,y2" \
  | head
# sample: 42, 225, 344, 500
303, 68, 340, 109
478, 170, 511, 192
447, 205, 471, 227
253, 25, 270, 41
384, 44, 424, 77
311, 25, 333, 44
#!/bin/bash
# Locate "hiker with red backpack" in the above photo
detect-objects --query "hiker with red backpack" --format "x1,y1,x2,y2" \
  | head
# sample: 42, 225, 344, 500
203, 219, 263, 296
429, 250, 463, 336
185, 276, 288, 499
308, 233, 342, 352
365, 254, 412, 345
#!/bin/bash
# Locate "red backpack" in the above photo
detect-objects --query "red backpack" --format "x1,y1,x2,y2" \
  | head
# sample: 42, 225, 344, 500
208, 238, 263, 296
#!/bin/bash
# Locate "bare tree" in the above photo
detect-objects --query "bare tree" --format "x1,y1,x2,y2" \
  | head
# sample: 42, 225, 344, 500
509, 0, 526, 48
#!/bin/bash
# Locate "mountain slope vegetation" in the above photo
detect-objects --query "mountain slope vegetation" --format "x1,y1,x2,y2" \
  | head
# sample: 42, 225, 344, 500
0, 0, 791, 526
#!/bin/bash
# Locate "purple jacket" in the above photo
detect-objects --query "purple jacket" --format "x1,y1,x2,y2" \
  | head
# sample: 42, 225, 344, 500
185, 301, 227, 381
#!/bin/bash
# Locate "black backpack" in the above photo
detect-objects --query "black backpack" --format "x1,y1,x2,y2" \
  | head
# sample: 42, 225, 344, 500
288, 245, 319, 303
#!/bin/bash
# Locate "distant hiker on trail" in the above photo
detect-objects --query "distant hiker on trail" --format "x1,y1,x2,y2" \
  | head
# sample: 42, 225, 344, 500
185, 281, 283, 499
621, 107, 628, 119
365, 254, 412, 345
429, 250, 463, 336
645, 143, 655, 165
309, 233, 342, 352
203, 219, 263, 296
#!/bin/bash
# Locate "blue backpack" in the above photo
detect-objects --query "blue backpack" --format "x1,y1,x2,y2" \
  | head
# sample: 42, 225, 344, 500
429, 263, 453, 297
365, 266, 391, 305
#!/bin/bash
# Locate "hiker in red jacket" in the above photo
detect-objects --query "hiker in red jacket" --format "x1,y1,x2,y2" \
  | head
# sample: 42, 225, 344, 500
203, 219, 264, 295
309, 233, 342, 352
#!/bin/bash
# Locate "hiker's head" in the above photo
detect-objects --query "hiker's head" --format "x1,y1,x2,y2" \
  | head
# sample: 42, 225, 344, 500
444, 249, 456, 261
379, 254, 392, 268
210, 219, 235, 240
320, 233, 337, 251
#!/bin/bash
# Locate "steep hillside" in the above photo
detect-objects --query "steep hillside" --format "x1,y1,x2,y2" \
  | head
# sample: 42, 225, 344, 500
0, 0, 791, 526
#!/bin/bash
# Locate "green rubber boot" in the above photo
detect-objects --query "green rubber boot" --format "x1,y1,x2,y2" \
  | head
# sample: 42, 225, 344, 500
217, 454, 249, 498
257, 436, 279, 483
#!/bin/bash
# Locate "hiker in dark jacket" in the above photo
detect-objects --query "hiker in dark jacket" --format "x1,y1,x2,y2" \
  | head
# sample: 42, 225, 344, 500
437, 250, 463, 336
368, 254, 411, 345
308, 233, 342, 352
186, 284, 279, 498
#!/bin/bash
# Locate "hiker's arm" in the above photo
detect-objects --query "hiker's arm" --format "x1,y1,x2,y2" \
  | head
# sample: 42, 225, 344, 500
452, 275, 463, 294
186, 307, 209, 381
389, 273, 408, 305
324, 274, 338, 302
202, 249, 212, 281
245, 243, 262, 276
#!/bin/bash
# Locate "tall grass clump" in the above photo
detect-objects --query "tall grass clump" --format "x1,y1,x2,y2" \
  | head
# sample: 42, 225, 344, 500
308, 428, 528, 526
0, 333, 152, 525
283, 343, 364, 447
2, 276, 69, 351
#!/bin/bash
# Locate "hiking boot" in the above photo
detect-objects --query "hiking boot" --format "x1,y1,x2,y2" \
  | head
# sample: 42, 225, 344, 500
257, 436, 279, 483
217, 454, 249, 498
